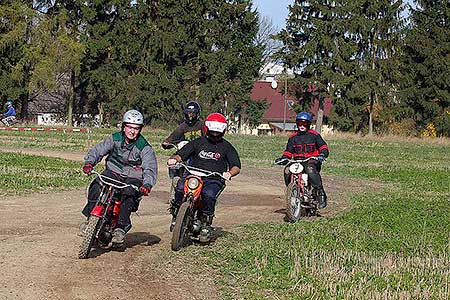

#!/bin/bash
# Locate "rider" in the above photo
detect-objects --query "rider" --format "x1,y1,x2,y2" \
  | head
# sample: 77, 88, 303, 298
275, 111, 329, 209
167, 112, 241, 239
2, 101, 16, 126
161, 100, 204, 149
81, 109, 158, 245
161, 101, 204, 204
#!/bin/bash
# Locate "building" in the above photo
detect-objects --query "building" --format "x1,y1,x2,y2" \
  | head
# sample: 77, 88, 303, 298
249, 80, 333, 135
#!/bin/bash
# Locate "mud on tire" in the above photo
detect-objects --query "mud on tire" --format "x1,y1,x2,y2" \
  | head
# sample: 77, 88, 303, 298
78, 216, 100, 259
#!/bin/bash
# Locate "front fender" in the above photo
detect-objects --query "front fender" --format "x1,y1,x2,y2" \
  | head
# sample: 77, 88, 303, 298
91, 205, 104, 217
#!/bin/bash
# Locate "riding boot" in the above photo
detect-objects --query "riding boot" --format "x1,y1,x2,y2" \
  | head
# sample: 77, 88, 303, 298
199, 215, 213, 243
169, 198, 180, 232
317, 188, 327, 209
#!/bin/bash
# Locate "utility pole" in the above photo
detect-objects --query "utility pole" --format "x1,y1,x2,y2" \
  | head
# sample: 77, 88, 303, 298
283, 76, 287, 132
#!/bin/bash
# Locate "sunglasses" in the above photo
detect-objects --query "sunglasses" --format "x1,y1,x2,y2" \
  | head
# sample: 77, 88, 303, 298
297, 120, 310, 126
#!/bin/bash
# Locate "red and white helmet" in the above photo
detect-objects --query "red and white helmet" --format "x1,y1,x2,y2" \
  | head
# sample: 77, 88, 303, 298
204, 113, 227, 133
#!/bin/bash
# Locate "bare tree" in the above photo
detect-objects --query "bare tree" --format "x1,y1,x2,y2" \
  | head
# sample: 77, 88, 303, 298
255, 15, 282, 66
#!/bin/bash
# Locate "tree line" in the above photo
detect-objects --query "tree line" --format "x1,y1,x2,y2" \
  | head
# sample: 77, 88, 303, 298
0, 0, 262, 127
276, 0, 449, 137
1, 0, 449, 136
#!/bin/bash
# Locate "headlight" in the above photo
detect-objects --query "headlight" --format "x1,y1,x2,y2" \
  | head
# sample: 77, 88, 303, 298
187, 177, 200, 189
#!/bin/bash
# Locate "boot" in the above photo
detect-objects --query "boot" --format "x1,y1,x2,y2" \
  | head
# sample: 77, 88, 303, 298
199, 215, 214, 243
112, 228, 126, 245
168, 199, 180, 232
317, 188, 327, 209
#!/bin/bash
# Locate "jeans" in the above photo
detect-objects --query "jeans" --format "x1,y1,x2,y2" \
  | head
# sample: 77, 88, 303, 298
173, 173, 224, 217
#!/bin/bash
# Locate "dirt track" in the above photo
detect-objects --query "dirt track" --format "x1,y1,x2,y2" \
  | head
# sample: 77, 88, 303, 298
0, 148, 363, 299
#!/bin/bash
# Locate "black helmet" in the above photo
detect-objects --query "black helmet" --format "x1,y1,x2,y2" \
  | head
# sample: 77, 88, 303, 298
183, 101, 201, 126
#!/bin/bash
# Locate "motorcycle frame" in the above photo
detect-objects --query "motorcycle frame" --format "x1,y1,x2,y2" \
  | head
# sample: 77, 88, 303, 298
91, 185, 122, 237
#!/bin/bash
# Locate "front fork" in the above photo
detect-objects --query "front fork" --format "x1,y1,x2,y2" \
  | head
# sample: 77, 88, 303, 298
90, 188, 121, 235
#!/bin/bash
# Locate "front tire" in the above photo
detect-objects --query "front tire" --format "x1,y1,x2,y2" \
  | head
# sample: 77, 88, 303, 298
171, 202, 192, 251
168, 176, 180, 204
285, 182, 305, 223
78, 216, 100, 259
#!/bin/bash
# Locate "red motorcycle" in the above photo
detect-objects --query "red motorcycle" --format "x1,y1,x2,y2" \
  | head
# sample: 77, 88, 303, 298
78, 171, 139, 259
275, 157, 320, 223
170, 163, 227, 251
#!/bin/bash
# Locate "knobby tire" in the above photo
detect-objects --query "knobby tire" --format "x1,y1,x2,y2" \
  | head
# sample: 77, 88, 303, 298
78, 216, 100, 259
285, 182, 304, 223
171, 202, 191, 251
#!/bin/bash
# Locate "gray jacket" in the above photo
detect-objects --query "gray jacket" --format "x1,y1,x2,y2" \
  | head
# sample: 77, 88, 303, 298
84, 131, 157, 187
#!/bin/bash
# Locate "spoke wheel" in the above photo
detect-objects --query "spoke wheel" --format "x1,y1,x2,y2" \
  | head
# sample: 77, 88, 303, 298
285, 182, 305, 223
78, 216, 101, 259
171, 202, 192, 251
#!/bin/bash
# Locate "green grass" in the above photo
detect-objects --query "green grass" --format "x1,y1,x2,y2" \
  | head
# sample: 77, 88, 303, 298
0, 152, 90, 196
0, 127, 288, 163
1, 129, 449, 298
190, 136, 450, 299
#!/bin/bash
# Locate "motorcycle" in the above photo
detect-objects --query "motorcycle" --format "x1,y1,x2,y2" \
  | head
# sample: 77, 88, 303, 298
78, 171, 139, 259
162, 141, 189, 204
275, 157, 321, 223
169, 163, 227, 251
1, 115, 19, 126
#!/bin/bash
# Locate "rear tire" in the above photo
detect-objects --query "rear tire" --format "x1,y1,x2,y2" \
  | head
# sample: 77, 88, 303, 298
171, 202, 191, 251
285, 182, 305, 223
78, 216, 100, 259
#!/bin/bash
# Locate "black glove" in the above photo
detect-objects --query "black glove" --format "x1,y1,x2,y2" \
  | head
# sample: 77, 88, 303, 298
317, 154, 326, 162
274, 157, 288, 165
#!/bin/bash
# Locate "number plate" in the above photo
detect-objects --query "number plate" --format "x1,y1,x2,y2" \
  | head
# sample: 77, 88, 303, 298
289, 162, 304, 174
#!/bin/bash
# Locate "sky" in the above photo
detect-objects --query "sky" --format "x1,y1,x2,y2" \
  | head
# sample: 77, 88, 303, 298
252, 0, 294, 31
252, 0, 414, 31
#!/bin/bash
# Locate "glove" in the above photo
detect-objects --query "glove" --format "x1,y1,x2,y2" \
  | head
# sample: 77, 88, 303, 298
140, 184, 152, 196
274, 157, 288, 165
167, 158, 178, 166
222, 171, 232, 181
82, 163, 93, 175
317, 154, 326, 162
161, 142, 174, 150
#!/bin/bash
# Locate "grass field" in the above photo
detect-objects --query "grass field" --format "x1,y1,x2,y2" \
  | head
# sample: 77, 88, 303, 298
195, 135, 450, 299
0, 152, 89, 196
0, 129, 449, 298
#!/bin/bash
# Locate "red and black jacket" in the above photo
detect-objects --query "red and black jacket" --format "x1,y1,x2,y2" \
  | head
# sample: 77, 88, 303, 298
282, 130, 329, 159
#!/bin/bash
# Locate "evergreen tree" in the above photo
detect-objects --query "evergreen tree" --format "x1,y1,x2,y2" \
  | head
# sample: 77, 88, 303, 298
276, 0, 355, 133
0, 1, 35, 118
401, 0, 450, 136
349, 0, 403, 135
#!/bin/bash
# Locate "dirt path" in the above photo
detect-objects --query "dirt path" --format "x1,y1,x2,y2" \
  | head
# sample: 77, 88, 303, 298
0, 148, 372, 299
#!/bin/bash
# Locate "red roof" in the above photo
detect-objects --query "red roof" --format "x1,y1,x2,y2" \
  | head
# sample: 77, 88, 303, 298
251, 81, 297, 122
251, 81, 333, 122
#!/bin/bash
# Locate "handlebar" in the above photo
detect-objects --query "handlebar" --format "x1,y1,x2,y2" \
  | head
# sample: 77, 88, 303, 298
161, 141, 189, 150
90, 170, 139, 191
168, 162, 229, 181
274, 157, 320, 165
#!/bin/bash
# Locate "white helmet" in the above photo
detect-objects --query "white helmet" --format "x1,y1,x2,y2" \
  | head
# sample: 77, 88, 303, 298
123, 109, 144, 125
